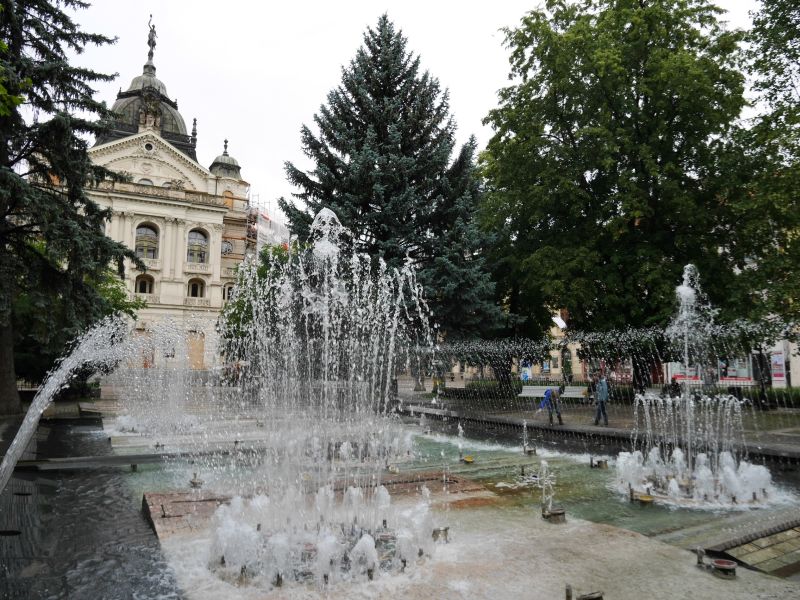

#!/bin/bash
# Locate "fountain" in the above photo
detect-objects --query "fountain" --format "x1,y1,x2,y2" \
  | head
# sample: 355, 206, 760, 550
615, 265, 774, 506
4, 219, 800, 597
115, 208, 440, 589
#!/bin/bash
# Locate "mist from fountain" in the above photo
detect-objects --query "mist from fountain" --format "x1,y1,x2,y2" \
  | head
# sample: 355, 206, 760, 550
105, 208, 438, 589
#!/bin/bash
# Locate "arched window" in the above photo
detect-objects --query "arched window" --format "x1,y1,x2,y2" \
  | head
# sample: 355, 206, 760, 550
135, 224, 159, 259
187, 229, 208, 263
135, 275, 154, 294
222, 284, 235, 302
137, 178, 154, 186
187, 278, 205, 298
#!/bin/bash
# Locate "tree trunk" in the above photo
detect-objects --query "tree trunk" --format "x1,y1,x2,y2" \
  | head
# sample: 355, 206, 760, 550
0, 320, 21, 415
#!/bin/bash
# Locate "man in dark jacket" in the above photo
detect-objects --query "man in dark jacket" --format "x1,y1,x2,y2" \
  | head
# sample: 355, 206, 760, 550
594, 372, 609, 426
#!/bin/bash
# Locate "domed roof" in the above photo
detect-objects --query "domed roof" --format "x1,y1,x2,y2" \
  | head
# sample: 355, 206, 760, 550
95, 20, 197, 160
124, 62, 169, 96
209, 140, 242, 179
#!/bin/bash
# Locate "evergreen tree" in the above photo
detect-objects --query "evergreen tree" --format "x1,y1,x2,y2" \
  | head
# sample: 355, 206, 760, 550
279, 15, 498, 338
481, 0, 746, 334
0, 0, 138, 414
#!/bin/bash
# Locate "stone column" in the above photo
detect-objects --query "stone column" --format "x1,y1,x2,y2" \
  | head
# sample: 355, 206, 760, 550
110, 209, 122, 241
174, 219, 187, 285
211, 223, 224, 283
122, 211, 136, 248
163, 217, 177, 279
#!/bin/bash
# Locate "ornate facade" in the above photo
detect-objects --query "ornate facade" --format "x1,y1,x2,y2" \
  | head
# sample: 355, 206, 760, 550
88, 23, 253, 368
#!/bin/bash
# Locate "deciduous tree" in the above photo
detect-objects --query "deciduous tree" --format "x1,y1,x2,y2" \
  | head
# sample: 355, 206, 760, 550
481, 0, 746, 334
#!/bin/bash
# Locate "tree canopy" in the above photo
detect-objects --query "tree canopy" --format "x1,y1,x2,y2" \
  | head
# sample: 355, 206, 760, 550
0, 0, 138, 413
722, 0, 800, 324
278, 14, 499, 338
481, 0, 747, 335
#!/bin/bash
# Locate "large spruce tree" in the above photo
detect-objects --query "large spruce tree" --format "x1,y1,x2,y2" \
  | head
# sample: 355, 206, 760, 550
0, 0, 137, 414
279, 15, 498, 337
481, 0, 746, 334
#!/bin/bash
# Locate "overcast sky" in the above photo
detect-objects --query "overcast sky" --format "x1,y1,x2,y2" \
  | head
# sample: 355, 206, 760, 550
73, 1, 756, 222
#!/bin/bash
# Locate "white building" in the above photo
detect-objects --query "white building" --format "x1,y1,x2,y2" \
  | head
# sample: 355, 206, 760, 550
88, 26, 252, 368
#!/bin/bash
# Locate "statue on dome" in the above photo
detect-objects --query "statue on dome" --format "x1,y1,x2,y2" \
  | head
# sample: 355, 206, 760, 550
147, 15, 157, 61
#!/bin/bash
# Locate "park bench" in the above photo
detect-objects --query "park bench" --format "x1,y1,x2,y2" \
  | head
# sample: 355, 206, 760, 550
518, 385, 588, 401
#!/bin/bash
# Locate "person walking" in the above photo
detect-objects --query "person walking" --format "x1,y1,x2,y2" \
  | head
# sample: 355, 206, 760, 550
594, 372, 609, 426
540, 387, 563, 426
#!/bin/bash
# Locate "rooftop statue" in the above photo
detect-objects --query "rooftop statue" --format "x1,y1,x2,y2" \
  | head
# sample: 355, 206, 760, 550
147, 15, 157, 61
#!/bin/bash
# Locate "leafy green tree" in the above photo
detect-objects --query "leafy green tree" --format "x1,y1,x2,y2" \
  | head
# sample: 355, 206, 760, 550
720, 0, 800, 324
278, 14, 499, 338
750, 0, 800, 120
0, 0, 138, 414
481, 0, 746, 335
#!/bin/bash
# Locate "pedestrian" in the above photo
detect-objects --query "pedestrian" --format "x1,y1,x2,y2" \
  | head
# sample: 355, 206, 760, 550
668, 376, 681, 397
594, 372, 609, 426
539, 386, 563, 426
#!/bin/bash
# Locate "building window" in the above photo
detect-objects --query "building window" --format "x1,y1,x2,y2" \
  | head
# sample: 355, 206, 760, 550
135, 224, 159, 259
135, 275, 154, 294
188, 278, 205, 298
138, 178, 154, 186
187, 229, 208, 263
223, 284, 235, 302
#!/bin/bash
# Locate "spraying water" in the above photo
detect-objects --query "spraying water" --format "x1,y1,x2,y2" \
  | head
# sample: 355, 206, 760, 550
616, 265, 774, 506
0, 316, 131, 493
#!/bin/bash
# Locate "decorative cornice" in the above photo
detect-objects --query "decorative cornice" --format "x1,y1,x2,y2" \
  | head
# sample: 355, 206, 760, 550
86, 186, 228, 214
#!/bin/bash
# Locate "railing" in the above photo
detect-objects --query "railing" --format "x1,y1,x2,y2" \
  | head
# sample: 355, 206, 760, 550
135, 292, 158, 304
183, 297, 210, 307
136, 258, 160, 271
91, 181, 226, 208
184, 262, 211, 274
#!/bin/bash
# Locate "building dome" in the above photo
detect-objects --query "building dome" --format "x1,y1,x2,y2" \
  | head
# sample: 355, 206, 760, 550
95, 21, 197, 160
209, 140, 242, 179
124, 62, 170, 96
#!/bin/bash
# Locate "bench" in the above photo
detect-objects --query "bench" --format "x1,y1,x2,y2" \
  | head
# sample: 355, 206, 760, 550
518, 385, 588, 400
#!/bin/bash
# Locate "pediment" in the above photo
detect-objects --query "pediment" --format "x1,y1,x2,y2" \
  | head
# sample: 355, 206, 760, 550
90, 132, 210, 191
